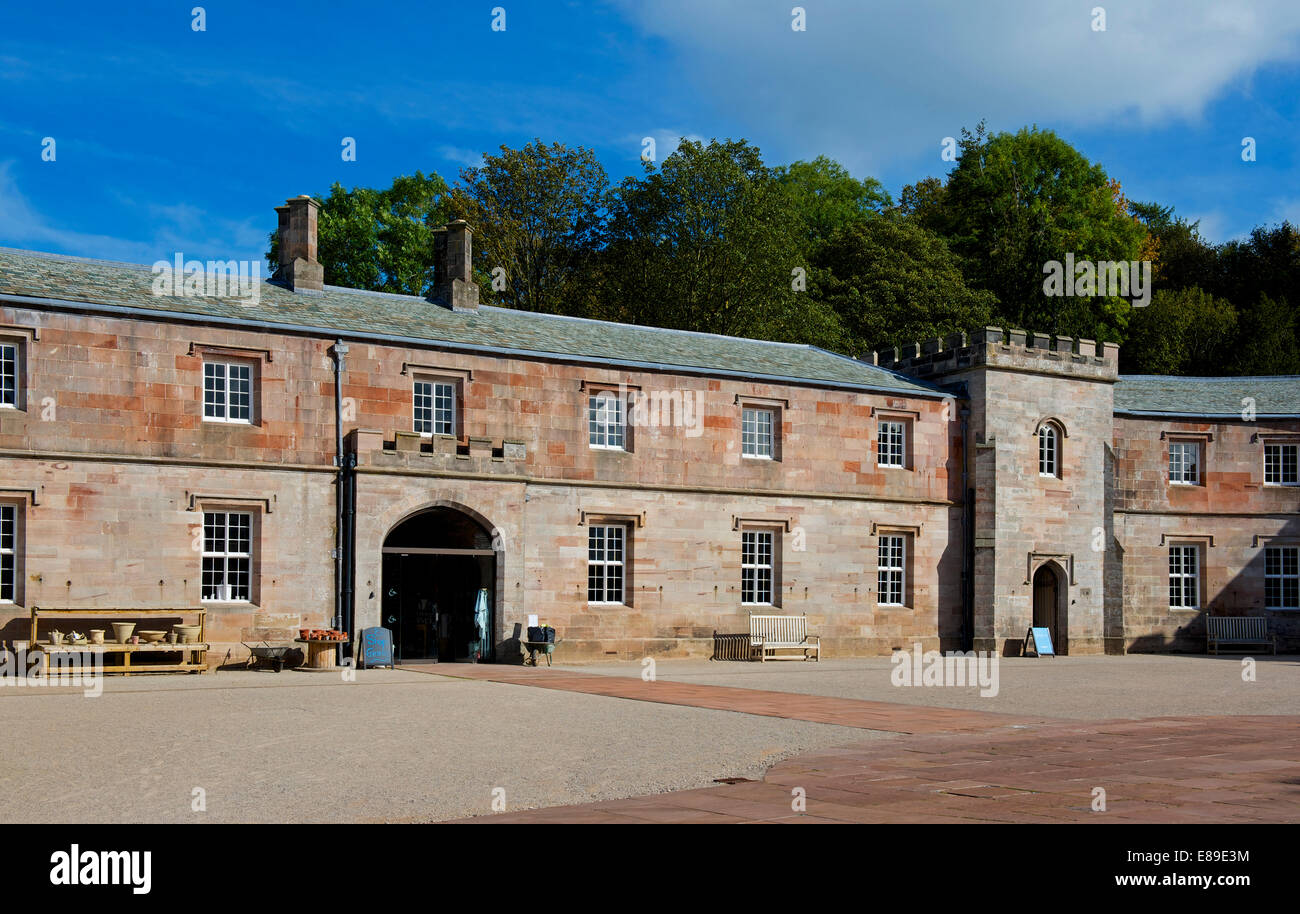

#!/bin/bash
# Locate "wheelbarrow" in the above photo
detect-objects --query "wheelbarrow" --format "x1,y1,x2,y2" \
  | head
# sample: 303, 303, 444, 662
523, 639, 559, 666
243, 641, 294, 672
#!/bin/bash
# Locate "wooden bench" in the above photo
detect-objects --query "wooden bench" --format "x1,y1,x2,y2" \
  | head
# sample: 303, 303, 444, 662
750, 613, 820, 662
1206, 616, 1275, 655
29, 607, 209, 675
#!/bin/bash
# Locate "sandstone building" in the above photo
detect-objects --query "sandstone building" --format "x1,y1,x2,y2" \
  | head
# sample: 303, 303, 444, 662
1, 195, 1296, 662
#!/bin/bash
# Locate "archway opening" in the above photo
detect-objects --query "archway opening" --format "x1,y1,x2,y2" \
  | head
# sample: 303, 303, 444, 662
1031, 562, 1067, 655
381, 506, 496, 663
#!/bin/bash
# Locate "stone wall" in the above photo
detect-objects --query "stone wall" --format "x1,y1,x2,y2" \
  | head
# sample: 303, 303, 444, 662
1113, 415, 1300, 652
0, 302, 962, 661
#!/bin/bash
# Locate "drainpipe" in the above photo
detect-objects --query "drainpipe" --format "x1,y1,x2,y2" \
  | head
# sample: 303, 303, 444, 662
343, 448, 356, 651
959, 403, 973, 652
331, 341, 350, 635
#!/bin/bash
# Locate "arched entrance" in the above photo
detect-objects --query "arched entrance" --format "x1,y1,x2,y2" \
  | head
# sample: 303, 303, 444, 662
1031, 562, 1067, 655
381, 506, 496, 663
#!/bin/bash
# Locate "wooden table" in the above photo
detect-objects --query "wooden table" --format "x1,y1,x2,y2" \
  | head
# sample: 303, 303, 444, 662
36, 641, 210, 676
29, 607, 208, 676
295, 638, 346, 670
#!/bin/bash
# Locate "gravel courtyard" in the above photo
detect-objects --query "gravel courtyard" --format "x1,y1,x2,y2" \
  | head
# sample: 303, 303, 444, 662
0, 668, 873, 823
2, 653, 1294, 823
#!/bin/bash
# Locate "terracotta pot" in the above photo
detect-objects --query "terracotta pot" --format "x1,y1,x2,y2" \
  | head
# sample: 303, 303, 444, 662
111, 622, 136, 644
89, 629, 105, 644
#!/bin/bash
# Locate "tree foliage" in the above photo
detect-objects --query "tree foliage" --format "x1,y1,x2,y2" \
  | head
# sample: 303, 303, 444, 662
448, 141, 608, 315
267, 130, 1299, 379
812, 216, 996, 355
265, 172, 449, 296
597, 139, 844, 348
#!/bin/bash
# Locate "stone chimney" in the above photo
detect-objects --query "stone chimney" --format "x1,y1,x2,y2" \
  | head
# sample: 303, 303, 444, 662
432, 219, 479, 311
274, 195, 324, 292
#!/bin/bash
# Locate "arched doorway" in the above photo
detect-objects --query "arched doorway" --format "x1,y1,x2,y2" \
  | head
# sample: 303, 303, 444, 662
1031, 562, 1067, 655
381, 506, 496, 663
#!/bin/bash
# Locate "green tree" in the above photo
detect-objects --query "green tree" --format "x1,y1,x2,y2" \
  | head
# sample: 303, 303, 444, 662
265, 172, 450, 296
597, 138, 844, 348
935, 124, 1147, 340
775, 156, 890, 244
1231, 293, 1300, 375
1121, 287, 1238, 375
448, 140, 609, 315
1130, 201, 1218, 294
812, 216, 998, 354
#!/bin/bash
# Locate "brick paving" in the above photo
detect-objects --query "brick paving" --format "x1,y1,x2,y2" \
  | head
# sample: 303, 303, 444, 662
418, 662, 1045, 733
417, 664, 1300, 824
467, 715, 1300, 823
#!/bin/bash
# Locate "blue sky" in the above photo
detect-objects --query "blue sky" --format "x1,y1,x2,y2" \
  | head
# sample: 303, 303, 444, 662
2, 0, 1298, 267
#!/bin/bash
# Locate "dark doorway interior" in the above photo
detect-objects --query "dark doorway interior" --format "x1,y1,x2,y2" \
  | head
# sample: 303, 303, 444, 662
381, 507, 496, 663
1032, 563, 1061, 654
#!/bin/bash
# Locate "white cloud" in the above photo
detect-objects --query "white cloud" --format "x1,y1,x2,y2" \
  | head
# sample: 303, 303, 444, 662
437, 145, 486, 169
0, 161, 266, 266
611, 0, 1300, 170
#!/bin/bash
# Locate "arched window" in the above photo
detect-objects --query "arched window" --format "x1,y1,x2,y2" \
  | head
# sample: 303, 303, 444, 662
1038, 424, 1059, 477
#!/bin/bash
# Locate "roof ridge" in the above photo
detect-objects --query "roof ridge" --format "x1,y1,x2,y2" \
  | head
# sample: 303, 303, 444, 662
0, 245, 160, 272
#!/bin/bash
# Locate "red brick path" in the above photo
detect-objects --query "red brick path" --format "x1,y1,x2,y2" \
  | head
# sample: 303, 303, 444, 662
418, 662, 1044, 733
412, 664, 1300, 823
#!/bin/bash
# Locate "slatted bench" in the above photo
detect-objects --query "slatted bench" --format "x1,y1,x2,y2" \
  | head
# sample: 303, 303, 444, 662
750, 613, 820, 662
1206, 616, 1275, 655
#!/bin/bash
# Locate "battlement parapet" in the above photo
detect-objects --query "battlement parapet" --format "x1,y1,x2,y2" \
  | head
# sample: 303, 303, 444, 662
867, 327, 1119, 383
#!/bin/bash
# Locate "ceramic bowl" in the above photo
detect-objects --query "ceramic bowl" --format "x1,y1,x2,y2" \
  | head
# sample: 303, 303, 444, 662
139, 630, 167, 643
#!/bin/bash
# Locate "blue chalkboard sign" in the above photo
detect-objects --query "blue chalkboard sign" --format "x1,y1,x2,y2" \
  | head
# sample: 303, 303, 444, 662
1025, 626, 1055, 657
361, 627, 394, 669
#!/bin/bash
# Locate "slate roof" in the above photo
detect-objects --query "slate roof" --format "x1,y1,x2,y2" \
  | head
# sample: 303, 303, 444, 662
0, 247, 948, 398
1115, 375, 1300, 418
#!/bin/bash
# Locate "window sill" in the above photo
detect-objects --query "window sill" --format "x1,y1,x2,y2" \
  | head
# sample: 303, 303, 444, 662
741, 454, 775, 461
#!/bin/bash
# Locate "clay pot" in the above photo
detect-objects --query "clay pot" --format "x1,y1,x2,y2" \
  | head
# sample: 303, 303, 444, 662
89, 629, 105, 644
50, 630, 65, 645
111, 622, 136, 644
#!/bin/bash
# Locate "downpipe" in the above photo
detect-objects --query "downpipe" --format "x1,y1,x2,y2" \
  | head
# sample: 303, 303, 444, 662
330, 341, 350, 638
